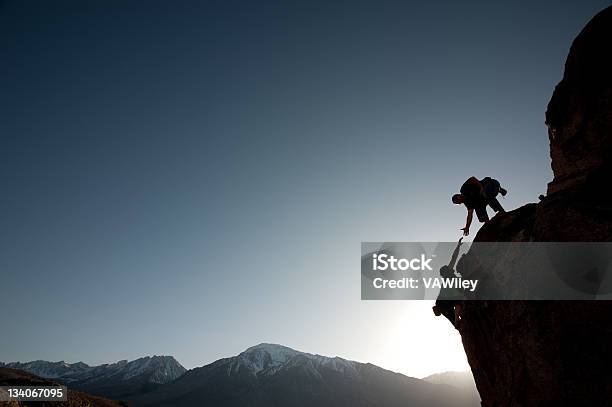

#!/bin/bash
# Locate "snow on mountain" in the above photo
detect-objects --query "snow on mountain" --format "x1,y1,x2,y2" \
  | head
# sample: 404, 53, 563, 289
122, 356, 186, 383
130, 344, 480, 407
0, 360, 91, 379
231, 343, 299, 375
227, 343, 360, 379
1, 356, 186, 385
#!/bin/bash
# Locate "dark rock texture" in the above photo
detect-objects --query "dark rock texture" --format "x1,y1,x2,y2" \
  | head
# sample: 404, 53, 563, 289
456, 6, 612, 407
545, 6, 612, 197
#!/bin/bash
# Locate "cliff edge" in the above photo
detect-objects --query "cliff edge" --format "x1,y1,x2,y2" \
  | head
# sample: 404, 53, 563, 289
456, 6, 612, 406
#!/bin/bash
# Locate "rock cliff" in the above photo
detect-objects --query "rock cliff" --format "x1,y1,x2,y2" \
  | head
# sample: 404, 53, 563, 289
456, 6, 612, 406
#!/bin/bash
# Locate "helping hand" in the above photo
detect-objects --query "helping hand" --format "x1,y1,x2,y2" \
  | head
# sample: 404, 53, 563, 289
461, 227, 469, 236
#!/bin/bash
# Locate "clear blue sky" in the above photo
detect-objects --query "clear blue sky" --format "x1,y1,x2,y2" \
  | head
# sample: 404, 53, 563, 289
1, 0, 609, 377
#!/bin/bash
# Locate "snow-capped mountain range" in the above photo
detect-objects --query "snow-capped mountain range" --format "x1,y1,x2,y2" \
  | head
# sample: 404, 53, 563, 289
2, 345, 479, 406
131, 344, 479, 407
0, 356, 186, 399
0, 360, 91, 379
227, 343, 361, 379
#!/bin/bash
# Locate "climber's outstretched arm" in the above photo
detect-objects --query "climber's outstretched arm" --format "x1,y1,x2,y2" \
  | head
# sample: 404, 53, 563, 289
461, 209, 473, 236
448, 237, 463, 270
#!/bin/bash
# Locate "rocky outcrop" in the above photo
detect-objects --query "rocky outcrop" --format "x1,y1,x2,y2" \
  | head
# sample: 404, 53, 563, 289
456, 6, 612, 407
545, 6, 612, 197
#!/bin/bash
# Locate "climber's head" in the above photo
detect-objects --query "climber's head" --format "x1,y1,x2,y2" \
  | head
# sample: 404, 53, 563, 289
452, 194, 464, 204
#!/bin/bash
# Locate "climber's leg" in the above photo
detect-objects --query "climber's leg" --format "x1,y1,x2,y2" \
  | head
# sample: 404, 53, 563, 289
475, 205, 489, 223
488, 198, 505, 213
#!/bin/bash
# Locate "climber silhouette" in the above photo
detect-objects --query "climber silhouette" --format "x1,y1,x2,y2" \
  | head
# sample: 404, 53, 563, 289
432, 238, 464, 328
452, 176, 507, 236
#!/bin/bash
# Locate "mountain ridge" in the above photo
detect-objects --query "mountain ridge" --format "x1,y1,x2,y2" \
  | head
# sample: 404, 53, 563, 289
2, 345, 479, 406
1, 355, 186, 400
129, 343, 478, 407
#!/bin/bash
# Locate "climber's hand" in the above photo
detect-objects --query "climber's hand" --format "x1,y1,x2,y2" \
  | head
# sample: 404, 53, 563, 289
500, 187, 507, 197
461, 227, 469, 236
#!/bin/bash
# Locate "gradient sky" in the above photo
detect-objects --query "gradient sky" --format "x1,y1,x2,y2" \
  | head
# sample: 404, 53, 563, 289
1, 0, 609, 378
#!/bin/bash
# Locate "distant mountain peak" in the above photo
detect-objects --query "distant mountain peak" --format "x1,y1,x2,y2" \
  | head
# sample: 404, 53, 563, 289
235, 343, 300, 375
230, 343, 361, 379
243, 342, 298, 352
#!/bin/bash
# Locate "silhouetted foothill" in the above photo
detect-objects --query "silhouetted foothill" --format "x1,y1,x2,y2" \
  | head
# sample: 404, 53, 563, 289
0, 368, 124, 407
449, 6, 612, 407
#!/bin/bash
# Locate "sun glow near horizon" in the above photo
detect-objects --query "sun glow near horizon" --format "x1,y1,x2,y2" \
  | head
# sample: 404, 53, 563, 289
370, 301, 470, 378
